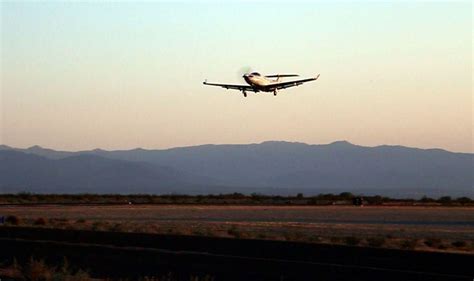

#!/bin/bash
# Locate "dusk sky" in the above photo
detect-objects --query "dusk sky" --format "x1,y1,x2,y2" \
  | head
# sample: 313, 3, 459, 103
1, 1, 472, 152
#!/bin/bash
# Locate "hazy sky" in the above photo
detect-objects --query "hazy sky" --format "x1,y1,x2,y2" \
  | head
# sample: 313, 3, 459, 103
1, 1, 472, 152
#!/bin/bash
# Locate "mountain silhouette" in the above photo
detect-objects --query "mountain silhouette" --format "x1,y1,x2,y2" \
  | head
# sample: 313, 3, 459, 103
1, 141, 472, 197
0, 150, 211, 194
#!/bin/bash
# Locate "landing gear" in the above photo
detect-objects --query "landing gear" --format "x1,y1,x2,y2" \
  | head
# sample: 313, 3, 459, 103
273, 90, 277, 96
243, 91, 247, 97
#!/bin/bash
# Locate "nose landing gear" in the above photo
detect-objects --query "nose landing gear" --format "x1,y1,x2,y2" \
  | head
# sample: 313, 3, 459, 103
273, 90, 277, 96
243, 91, 247, 97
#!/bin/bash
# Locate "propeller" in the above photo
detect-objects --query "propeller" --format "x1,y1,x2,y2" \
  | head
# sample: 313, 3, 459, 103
238, 66, 253, 78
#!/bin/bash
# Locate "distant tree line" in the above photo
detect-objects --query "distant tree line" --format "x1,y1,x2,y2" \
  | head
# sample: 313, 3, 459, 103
0, 192, 472, 206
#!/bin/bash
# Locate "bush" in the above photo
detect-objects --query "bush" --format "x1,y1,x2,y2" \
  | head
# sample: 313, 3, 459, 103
400, 239, 418, 250
424, 238, 442, 248
456, 197, 472, 204
438, 196, 452, 204
24, 258, 53, 281
192, 229, 207, 236
6, 215, 20, 225
437, 244, 448, 250
330, 237, 340, 243
344, 236, 361, 246
367, 237, 386, 248
227, 226, 242, 238
451, 241, 467, 248
283, 232, 306, 242
1, 257, 92, 281
339, 192, 354, 199
34, 217, 47, 225
420, 196, 435, 203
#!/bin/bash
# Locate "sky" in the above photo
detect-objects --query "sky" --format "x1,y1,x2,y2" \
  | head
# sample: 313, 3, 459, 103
1, 1, 472, 152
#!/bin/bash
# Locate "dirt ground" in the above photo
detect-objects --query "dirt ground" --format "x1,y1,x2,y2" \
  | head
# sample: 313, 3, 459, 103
1, 205, 473, 252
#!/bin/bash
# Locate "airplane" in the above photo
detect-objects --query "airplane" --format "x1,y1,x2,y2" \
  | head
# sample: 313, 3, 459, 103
203, 72, 320, 97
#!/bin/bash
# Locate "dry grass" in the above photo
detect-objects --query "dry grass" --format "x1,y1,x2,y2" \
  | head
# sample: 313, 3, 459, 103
1, 205, 473, 253
0, 258, 91, 281
0, 258, 214, 281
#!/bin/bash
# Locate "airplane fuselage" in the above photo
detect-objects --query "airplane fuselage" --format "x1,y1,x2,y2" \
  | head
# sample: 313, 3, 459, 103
243, 74, 275, 92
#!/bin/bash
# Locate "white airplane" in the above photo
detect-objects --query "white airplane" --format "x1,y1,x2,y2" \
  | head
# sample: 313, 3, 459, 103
203, 72, 320, 97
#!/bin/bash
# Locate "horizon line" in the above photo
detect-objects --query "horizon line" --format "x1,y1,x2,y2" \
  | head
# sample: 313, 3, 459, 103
1, 140, 472, 154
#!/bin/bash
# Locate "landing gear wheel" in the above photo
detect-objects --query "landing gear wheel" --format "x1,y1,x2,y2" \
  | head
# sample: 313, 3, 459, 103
243, 91, 247, 97
273, 91, 277, 96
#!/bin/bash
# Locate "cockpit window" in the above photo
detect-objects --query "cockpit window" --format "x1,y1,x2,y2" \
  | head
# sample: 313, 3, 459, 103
250, 72, 261, 76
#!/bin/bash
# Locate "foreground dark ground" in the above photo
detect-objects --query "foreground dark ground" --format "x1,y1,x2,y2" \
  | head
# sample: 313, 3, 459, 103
1, 226, 473, 281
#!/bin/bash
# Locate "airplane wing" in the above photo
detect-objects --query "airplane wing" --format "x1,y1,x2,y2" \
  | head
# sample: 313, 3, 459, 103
265, 74, 299, 78
264, 74, 320, 91
203, 81, 257, 92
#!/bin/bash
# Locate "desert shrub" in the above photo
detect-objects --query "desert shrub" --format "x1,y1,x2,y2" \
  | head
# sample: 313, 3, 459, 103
420, 196, 435, 203
61, 269, 90, 281
308, 236, 323, 243
400, 239, 418, 250
24, 258, 54, 281
227, 226, 242, 238
6, 215, 20, 225
451, 241, 467, 248
339, 192, 354, 199
283, 232, 306, 241
437, 244, 448, 250
456, 197, 472, 204
34, 217, 47, 226
438, 196, 452, 204
344, 236, 361, 246
91, 222, 102, 231
0, 258, 23, 280
109, 223, 124, 232
192, 229, 207, 236
1, 258, 92, 281
330, 237, 340, 243
424, 238, 442, 248
367, 236, 386, 248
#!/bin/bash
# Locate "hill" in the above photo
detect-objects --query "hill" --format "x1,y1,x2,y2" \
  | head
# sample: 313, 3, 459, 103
0, 150, 211, 194
1, 141, 472, 197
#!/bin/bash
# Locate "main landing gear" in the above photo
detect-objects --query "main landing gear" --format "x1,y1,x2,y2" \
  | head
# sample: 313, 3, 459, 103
243, 91, 247, 97
273, 90, 277, 96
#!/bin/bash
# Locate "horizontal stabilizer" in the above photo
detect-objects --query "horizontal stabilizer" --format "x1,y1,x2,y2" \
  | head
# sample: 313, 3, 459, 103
265, 74, 299, 78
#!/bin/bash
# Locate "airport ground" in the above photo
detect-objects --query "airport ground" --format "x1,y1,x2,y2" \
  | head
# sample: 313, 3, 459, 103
1, 204, 473, 254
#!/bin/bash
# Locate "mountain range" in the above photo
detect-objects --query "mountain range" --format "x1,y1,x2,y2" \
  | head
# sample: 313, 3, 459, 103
0, 141, 472, 198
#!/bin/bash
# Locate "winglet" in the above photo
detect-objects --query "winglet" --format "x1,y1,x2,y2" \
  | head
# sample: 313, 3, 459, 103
315, 74, 320, 80
203, 79, 208, 85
